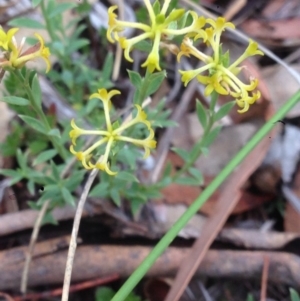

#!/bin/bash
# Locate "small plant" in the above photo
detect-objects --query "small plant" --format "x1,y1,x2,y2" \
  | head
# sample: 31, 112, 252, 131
1, 1, 299, 301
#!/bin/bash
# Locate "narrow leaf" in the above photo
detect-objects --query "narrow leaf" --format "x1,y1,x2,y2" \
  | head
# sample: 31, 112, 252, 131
196, 100, 207, 128
89, 182, 109, 197
203, 125, 222, 148
172, 147, 190, 162
9, 17, 45, 29
2, 96, 29, 106
128, 70, 142, 87
290, 288, 300, 301
19, 115, 47, 134
174, 176, 200, 186
31, 75, 42, 107
145, 71, 167, 97
48, 3, 77, 18
116, 171, 139, 183
48, 128, 61, 139
33, 149, 57, 166
61, 187, 75, 206
214, 101, 235, 122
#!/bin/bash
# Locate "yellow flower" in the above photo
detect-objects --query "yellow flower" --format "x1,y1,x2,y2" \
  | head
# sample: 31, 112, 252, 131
177, 17, 264, 113
0, 27, 19, 51
107, 0, 206, 72
0, 28, 51, 73
70, 89, 156, 175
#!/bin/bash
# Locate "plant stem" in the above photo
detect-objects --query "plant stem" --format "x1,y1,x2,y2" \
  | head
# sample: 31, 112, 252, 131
14, 70, 68, 160
172, 111, 214, 181
111, 90, 300, 301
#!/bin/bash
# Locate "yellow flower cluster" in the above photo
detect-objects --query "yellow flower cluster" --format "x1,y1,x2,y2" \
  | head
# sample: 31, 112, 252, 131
177, 18, 263, 113
69, 89, 156, 175
107, 1, 263, 113
107, 0, 206, 73
0, 27, 51, 73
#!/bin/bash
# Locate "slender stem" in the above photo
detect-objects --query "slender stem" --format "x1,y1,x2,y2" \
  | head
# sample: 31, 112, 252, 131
173, 112, 214, 181
40, 0, 57, 42
61, 167, 99, 301
110, 90, 300, 301
14, 70, 68, 160
173, 92, 218, 180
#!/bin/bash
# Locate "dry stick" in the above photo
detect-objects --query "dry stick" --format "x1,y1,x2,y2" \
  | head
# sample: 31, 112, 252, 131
260, 255, 270, 301
61, 167, 99, 301
20, 200, 50, 294
223, 0, 246, 21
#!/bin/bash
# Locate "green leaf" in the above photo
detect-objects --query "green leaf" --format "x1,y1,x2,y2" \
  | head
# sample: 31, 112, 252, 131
221, 50, 230, 68
177, 10, 189, 29
95, 287, 115, 301
174, 176, 200, 186
116, 171, 139, 183
48, 2, 77, 18
32, 0, 42, 7
29, 140, 48, 154
89, 182, 109, 197
110, 188, 121, 206
9, 17, 45, 29
48, 128, 61, 139
163, 162, 172, 178
61, 187, 75, 206
84, 98, 98, 114
65, 39, 90, 54
16, 149, 27, 171
102, 52, 114, 81
172, 147, 190, 162
214, 101, 235, 122
134, 40, 152, 52
33, 149, 57, 166
128, 70, 142, 87
50, 161, 61, 181
246, 293, 255, 301
64, 170, 85, 191
27, 180, 35, 195
19, 115, 47, 134
42, 211, 58, 225
31, 75, 42, 107
202, 125, 222, 148
36, 183, 60, 200
188, 167, 203, 184
290, 288, 300, 301
196, 100, 207, 128
2, 96, 29, 106
0, 169, 21, 178
152, 0, 161, 15
145, 71, 167, 97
